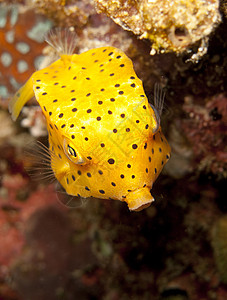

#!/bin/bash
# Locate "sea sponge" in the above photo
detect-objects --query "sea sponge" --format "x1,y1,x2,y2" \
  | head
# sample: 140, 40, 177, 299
95, 0, 221, 60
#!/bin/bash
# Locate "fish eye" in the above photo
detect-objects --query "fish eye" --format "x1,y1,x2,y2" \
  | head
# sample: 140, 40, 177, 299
150, 104, 160, 134
67, 145, 77, 157
63, 137, 86, 165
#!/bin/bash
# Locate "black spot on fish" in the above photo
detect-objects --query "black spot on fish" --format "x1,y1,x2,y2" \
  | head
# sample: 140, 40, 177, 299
108, 158, 115, 164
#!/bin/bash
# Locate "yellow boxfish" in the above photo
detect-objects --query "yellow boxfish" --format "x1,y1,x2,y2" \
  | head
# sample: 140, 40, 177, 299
9, 29, 171, 211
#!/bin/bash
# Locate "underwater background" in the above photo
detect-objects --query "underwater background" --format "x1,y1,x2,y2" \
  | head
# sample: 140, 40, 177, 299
0, 1, 226, 299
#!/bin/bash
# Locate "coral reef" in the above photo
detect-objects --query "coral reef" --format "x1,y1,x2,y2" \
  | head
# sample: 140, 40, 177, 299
221, 0, 227, 18
0, 110, 16, 141
0, 0, 226, 299
21, 106, 47, 137
95, 0, 221, 59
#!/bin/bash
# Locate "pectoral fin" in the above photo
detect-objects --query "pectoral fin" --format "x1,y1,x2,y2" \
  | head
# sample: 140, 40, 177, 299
8, 76, 34, 121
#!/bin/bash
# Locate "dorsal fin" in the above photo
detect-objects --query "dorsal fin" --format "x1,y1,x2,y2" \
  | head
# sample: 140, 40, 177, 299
45, 28, 77, 57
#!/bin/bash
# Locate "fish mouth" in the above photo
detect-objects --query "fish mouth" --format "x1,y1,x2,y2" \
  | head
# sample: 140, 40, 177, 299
124, 186, 154, 212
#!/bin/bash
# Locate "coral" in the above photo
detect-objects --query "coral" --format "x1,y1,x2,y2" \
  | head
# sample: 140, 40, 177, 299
212, 215, 227, 284
94, 0, 221, 59
0, 4, 52, 98
221, 0, 227, 18
26, 0, 95, 27
0, 110, 16, 142
181, 94, 227, 177
21, 106, 47, 137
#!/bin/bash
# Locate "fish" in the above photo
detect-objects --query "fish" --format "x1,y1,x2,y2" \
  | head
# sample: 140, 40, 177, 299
9, 28, 171, 212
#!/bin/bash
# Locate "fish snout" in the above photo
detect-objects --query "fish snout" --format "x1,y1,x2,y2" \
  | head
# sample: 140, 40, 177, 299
124, 187, 154, 212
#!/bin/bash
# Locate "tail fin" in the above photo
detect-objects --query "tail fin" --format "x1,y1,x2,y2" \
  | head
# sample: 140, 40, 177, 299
8, 76, 34, 121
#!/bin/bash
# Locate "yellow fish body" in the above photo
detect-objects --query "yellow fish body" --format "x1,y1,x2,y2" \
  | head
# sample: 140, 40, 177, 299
9, 29, 170, 211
